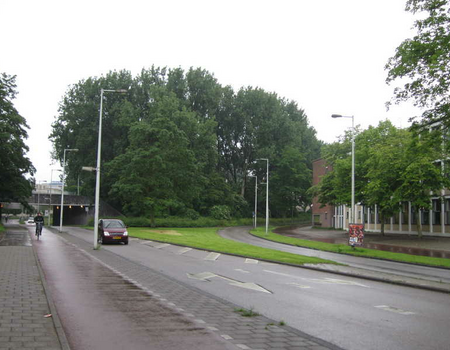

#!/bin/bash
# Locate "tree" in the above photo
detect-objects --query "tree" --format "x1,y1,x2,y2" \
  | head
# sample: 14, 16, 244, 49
314, 120, 449, 237
386, 0, 450, 126
107, 92, 203, 224
363, 123, 411, 234
394, 130, 450, 237
50, 66, 320, 219
0, 73, 35, 213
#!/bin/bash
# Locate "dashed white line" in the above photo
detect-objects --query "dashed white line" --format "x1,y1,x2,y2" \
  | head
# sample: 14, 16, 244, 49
375, 305, 416, 315
154, 243, 170, 249
177, 247, 192, 254
205, 252, 221, 261
245, 258, 259, 264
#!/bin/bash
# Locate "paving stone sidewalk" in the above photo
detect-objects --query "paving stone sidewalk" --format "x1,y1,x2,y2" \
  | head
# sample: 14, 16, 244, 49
0, 246, 64, 350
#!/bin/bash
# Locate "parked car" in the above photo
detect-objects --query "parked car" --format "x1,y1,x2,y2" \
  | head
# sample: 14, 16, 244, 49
98, 219, 128, 245
27, 217, 35, 225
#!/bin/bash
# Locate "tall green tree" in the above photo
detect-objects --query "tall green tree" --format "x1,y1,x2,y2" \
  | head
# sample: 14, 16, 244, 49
0, 73, 35, 212
386, 0, 450, 126
394, 130, 449, 237
363, 122, 411, 234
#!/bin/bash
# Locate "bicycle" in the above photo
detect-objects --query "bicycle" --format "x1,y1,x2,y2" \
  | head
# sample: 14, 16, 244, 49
35, 222, 43, 240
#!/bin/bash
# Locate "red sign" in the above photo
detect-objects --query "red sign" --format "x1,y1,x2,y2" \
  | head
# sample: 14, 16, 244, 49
348, 224, 364, 247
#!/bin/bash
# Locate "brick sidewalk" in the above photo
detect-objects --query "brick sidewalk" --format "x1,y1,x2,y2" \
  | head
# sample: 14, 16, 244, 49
0, 246, 64, 350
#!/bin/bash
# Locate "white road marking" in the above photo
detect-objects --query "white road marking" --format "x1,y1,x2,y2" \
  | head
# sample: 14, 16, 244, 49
221, 335, 233, 340
374, 305, 416, 315
177, 247, 192, 255
287, 282, 312, 289
264, 270, 369, 288
187, 272, 271, 293
140, 240, 153, 245
234, 269, 250, 274
154, 243, 170, 249
245, 258, 259, 264
205, 252, 221, 261
187, 272, 217, 281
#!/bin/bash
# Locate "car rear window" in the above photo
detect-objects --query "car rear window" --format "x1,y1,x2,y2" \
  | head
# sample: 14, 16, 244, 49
104, 221, 125, 228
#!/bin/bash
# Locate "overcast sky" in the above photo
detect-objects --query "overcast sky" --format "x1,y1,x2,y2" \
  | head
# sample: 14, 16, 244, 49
2, 0, 419, 182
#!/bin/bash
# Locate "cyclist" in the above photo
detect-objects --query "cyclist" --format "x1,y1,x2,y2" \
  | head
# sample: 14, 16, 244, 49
34, 212, 44, 237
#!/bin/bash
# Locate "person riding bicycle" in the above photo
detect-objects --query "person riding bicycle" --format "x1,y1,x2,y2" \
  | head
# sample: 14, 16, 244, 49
34, 212, 44, 236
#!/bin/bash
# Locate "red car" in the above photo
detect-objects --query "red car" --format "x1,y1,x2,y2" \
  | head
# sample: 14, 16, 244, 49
98, 219, 129, 245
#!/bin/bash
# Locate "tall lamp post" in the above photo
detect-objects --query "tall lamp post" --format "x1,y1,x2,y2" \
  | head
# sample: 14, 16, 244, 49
94, 88, 128, 249
60, 149, 79, 232
50, 169, 62, 227
257, 158, 269, 235
331, 114, 355, 224
248, 175, 258, 229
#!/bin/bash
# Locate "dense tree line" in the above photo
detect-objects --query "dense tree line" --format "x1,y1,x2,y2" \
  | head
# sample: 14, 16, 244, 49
0, 73, 35, 214
50, 67, 321, 221
312, 120, 449, 237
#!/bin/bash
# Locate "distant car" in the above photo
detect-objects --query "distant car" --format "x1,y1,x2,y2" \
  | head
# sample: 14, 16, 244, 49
27, 217, 35, 225
98, 219, 128, 245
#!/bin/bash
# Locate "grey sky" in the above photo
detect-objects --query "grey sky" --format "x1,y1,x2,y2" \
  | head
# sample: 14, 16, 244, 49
1, 0, 419, 182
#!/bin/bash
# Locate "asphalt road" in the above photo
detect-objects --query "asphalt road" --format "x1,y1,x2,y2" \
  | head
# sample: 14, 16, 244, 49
62, 226, 450, 350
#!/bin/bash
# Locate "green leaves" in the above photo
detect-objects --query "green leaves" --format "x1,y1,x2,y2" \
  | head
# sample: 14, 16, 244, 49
0, 73, 35, 207
386, 0, 450, 125
51, 66, 320, 219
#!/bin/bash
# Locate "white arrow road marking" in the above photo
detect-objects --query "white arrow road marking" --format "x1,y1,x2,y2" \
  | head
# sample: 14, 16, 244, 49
374, 305, 416, 315
264, 270, 369, 288
187, 272, 218, 281
177, 247, 192, 255
205, 252, 221, 261
245, 258, 259, 264
187, 272, 271, 293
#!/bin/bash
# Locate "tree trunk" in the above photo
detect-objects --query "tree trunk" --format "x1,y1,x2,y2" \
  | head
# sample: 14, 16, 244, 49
417, 208, 423, 239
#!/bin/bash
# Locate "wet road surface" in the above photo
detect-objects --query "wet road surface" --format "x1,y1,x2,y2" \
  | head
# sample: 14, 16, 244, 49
0, 222, 32, 246
31, 226, 237, 350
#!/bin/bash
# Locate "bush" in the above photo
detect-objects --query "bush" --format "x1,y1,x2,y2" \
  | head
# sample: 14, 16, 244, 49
184, 208, 200, 220
85, 213, 311, 228
209, 205, 231, 220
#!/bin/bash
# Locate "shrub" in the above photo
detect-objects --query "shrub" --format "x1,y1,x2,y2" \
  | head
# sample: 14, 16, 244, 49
210, 205, 231, 220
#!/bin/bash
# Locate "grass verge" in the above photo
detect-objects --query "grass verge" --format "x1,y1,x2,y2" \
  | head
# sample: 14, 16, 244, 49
128, 227, 337, 266
250, 227, 450, 268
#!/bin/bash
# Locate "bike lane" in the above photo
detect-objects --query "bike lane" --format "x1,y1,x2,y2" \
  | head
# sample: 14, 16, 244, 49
33, 226, 239, 350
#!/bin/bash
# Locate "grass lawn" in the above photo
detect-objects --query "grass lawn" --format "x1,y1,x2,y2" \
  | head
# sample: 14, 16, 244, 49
128, 227, 338, 266
250, 227, 450, 268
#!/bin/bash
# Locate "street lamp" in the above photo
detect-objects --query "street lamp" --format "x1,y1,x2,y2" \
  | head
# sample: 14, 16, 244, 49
257, 158, 269, 235
94, 88, 128, 249
50, 169, 62, 226
36, 181, 47, 213
60, 148, 79, 232
331, 114, 355, 224
248, 175, 258, 229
